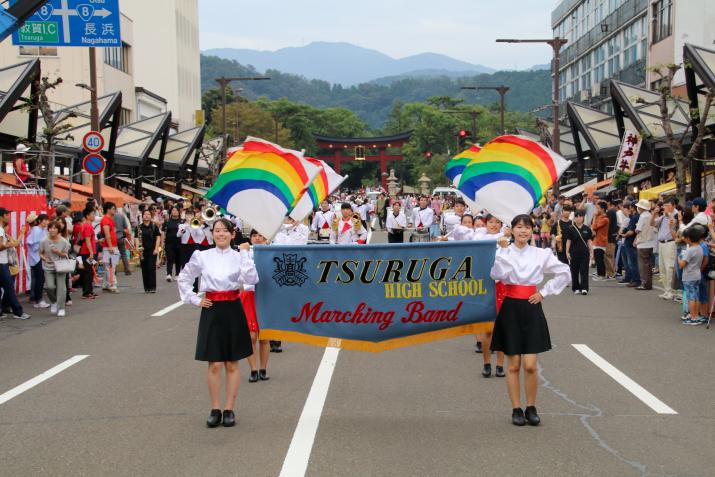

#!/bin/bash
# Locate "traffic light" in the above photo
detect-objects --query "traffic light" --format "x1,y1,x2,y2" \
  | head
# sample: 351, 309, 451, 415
425, 151, 433, 158
457, 129, 471, 149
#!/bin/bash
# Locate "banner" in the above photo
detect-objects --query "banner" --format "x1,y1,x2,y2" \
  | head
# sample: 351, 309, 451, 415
254, 241, 497, 352
613, 130, 642, 187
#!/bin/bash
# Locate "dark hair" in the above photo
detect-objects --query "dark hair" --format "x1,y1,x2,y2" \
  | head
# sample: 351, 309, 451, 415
83, 208, 95, 218
665, 197, 678, 206
37, 213, 49, 222
562, 204, 574, 212
454, 198, 466, 207
461, 214, 473, 224
485, 213, 502, 223
103, 202, 116, 214
598, 201, 607, 211
574, 210, 586, 218
47, 220, 63, 233
249, 229, 261, 236
341, 202, 352, 210
170, 205, 181, 215
511, 214, 534, 229
211, 217, 235, 233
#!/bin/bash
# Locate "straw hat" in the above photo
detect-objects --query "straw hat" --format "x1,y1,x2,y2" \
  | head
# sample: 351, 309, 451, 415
635, 199, 651, 211
26, 212, 38, 224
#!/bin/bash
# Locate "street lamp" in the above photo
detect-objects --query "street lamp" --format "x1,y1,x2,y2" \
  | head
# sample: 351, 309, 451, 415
215, 76, 270, 165
461, 85, 510, 134
496, 37, 568, 194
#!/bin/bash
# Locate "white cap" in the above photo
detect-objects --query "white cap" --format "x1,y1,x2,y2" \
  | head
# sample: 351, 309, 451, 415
15, 144, 30, 154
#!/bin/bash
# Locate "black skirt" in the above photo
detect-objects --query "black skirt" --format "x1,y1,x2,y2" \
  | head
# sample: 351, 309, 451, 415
195, 298, 253, 362
490, 297, 552, 355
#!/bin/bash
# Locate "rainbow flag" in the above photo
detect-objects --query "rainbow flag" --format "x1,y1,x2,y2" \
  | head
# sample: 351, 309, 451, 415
290, 158, 346, 222
445, 144, 481, 187
206, 137, 321, 238
457, 135, 571, 222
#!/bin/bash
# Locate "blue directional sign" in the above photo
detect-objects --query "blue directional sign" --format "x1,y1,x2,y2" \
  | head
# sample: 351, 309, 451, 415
11, 0, 121, 47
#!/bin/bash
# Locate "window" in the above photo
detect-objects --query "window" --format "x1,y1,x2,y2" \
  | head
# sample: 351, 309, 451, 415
652, 0, 672, 43
593, 45, 606, 83
19, 46, 57, 56
622, 19, 642, 67
607, 36, 621, 76
104, 42, 130, 74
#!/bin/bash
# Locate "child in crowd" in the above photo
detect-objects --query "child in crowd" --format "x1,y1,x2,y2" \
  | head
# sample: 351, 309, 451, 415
678, 227, 707, 325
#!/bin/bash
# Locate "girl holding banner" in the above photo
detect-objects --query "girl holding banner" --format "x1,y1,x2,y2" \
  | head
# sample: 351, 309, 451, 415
178, 218, 258, 428
242, 229, 271, 383
490, 214, 570, 427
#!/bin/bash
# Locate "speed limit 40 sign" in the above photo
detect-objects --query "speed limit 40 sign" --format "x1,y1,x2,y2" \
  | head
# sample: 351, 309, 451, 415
83, 131, 105, 153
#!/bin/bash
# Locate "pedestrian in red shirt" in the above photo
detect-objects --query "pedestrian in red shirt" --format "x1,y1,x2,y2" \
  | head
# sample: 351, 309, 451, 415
79, 208, 98, 299
100, 202, 119, 293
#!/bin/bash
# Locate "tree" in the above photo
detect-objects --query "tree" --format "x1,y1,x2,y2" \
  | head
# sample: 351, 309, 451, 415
647, 63, 714, 202
26, 75, 76, 201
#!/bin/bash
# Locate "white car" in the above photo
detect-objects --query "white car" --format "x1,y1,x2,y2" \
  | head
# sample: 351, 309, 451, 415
432, 187, 460, 199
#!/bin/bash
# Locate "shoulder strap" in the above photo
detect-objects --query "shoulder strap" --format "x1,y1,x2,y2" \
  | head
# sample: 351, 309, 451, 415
573, 225, 589, 248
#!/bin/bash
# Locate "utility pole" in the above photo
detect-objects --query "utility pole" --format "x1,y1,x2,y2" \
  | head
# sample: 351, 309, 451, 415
461, 85, 510, 134
234, 88, 243, 146
496, 37, 568, 195
215, 76, 270, 165
89, 47, 101, 204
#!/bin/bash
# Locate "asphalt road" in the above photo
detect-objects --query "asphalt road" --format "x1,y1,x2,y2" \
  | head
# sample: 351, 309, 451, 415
1, 230, 713, 477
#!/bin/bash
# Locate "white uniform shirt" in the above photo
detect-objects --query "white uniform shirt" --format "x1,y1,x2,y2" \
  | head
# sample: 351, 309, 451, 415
274, 223, 310, 245
312, 210, 335, 232
386, 211, 407, 233
330, 217, 367, 244
357, 204, 369, 221
178, 247, 258, 306
490, 244, 570, 298
450, 225, 474, 241
178, 223, 192, 244
411, 207, 434, 229
441, 213, 462, 235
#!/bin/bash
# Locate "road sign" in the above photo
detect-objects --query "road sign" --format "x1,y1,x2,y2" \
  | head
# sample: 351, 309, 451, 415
83, 153, 105, 175
11, 0, 121, 47
82, 130, 104, 153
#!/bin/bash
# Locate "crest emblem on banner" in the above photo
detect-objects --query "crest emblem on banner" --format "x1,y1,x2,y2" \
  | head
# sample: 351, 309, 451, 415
273, 254, 308, 287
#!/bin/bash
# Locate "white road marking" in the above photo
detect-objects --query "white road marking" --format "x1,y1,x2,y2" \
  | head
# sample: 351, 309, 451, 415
0, 355, 89, 406
151, 300, 185, 317
572, 344, 677, 415
279, 346, 340, 477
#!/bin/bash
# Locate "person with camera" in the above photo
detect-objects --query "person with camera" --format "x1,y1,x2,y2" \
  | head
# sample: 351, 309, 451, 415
652, 198, 679, 300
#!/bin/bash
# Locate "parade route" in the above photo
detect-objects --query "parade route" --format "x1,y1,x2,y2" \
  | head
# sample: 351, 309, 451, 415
1, 232, 714, 477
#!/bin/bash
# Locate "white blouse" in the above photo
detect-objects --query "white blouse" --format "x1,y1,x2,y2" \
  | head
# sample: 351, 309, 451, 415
450, 224, 474, 241
273, 223, 309, 245
386, 211, 407, 232
490, 244, 570, 298
473, 228, 503, 241
178, 247, 259, 306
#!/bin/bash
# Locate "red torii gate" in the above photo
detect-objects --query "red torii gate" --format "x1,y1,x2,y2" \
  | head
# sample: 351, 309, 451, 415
315, 131, 413, 190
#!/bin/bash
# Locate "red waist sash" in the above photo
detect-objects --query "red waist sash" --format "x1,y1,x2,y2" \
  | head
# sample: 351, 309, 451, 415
205, 290, 241, 301
503, 285, 537, 300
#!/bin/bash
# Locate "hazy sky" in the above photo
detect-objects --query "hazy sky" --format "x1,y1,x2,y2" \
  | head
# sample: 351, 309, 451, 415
199, 0, 558, 70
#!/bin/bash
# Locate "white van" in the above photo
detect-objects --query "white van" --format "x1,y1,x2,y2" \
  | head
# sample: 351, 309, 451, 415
431, 187, 460, 199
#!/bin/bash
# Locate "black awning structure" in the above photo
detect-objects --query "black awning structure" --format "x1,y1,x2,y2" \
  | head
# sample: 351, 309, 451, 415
0, 59, 40, 146
566, 101, 639, 182
158, 125, 205, 173
193, 136, 223, 182
113, 112, 172, 168
683, 43, 715, 122
52, 92, 122, 170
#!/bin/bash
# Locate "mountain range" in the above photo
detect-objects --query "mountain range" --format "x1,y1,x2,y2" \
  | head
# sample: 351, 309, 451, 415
204, 41, 500, 86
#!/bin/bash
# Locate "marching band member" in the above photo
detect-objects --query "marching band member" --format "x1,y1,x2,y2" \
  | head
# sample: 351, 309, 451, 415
274, 216, 310, 245
242, 229, 270, 383
450, 214, 476, 241
311, 201, 335, 242
355, 199, 370, 231
409, 196, 434, 243
271, 216, 310, 353
386, 201, 407, 243
490, 214, 570, 427
178, 218, 258, 428
178, 209, 198, 270
330, 202, 367, 245
473, 214, 510, 377
440, 198, 467, 238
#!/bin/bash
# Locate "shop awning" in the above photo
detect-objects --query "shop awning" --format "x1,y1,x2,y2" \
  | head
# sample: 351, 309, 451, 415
683, 43, 715, 129
156, 126, 205, 173
0, 59, 40, 144
628, 170, 652, 184
563, 178, 597, 198
51, 186, 89, 211
639, 181, 676, 200
113, 112, 172, 168
115, 176, 182, 200
566, 101, 637, 161
54, 179, 140, 208
164, 180, 206, 196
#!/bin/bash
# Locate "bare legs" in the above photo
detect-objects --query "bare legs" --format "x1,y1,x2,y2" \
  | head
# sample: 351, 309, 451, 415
207, 361, 240, 410
480, 332, 505, 367
248, 331, 270, 372
506, 354, 539, 408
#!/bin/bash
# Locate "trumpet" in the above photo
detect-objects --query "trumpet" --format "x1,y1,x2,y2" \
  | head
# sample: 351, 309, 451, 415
190, 217, 203, 229
352, 213, 363, 232
202, 206, 221, 224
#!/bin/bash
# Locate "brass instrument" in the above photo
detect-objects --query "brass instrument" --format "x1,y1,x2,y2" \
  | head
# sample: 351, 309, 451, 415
555, 221, 563, 252
331, 215, 340, 233
352, 213, 363, 233
190, 217, 203, 229
202, 206, 220, 224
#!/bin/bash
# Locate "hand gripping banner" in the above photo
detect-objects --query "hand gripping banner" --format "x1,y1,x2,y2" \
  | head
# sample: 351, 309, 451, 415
253, 241, 497, 352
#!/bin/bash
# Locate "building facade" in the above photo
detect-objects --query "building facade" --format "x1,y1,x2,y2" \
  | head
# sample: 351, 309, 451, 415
552, 0, 649, 111
121, 0, 201, 132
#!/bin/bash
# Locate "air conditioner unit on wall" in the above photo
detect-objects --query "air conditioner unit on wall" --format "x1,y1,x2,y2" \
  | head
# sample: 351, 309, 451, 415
580, 90, 590, 102
592, 85, 601, 97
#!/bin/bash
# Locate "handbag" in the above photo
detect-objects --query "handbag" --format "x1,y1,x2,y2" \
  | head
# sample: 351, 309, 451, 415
54, 258, 76, 274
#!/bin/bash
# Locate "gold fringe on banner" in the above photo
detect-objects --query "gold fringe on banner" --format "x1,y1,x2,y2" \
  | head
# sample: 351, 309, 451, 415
258, 322, 496, 352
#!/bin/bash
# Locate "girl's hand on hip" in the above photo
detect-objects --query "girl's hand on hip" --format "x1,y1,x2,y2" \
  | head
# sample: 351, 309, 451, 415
200, 298, 213, 309
528, 292, 543, 304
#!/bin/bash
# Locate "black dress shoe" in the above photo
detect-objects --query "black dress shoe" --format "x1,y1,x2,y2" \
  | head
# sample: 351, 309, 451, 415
272, 341, 283, 353
525, 406, 541, 426
512, 408, 526, 426
222, 410, 236, 427
259, 369, 270, 381
249, 370, 259, 383
206, 409, 222, 428
475, 341, 483, 353
495, 365, 505, 378
481, 363, 492, 378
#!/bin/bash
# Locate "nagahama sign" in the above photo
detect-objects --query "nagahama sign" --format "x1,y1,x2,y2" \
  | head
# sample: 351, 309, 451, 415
11, 0, 121, 47
253, 241, 498, 352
